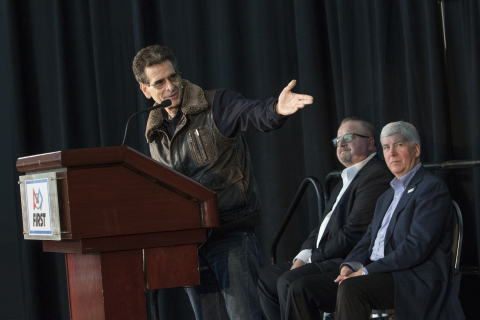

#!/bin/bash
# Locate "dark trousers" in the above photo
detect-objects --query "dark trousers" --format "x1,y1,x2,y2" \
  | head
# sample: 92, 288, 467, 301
257, 261, 327, 320
286, 271, 395, 320
184, 228, 263, 320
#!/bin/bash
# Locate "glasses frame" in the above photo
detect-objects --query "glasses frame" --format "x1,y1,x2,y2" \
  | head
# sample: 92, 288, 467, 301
332, 133, 371, 147
147, 71, 182, 90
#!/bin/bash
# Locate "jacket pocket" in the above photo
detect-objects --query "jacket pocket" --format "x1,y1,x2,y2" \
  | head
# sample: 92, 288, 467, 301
188, 127, 217, 166
200, 167, 248, 216
200, 166, 243, 190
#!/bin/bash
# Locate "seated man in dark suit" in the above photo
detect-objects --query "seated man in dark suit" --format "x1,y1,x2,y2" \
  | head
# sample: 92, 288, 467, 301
257, 117, 393, 320
286, 121, 465, 320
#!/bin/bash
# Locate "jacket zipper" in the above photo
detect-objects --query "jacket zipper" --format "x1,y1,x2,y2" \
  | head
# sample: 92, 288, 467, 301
189, 133, 201, 164
195, 129, 208, 162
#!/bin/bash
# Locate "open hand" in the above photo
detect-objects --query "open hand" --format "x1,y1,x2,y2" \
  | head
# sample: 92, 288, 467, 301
276, 80, 313, 116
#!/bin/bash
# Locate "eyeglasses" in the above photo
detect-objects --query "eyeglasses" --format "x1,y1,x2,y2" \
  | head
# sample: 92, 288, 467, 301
148, 71, 182, 90
332, 133, 370, 147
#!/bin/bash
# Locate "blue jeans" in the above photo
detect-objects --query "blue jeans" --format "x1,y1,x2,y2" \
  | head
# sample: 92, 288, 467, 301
185, 228, 263, 320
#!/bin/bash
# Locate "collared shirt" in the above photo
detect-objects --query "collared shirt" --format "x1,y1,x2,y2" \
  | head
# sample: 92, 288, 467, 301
369, 162, 422, 261
294, 152, 377, 263
358, 162, 422, 275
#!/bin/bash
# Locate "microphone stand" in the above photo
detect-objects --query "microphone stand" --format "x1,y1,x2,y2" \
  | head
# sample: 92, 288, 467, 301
121, 99, 172, 146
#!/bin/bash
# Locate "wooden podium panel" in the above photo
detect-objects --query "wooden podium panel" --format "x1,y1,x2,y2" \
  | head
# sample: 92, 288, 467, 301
43, 229, 207, 254
66, 254, 105, 319
66, 166, 202, 238
17, 146, 219, 320
145, 245, 200, 289
66, 250, 147, 320
65, 247, 201, 320
100, 250, 147, 320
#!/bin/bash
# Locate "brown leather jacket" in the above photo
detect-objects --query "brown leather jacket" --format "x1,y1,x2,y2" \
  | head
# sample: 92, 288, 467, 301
146, 80, 261, 238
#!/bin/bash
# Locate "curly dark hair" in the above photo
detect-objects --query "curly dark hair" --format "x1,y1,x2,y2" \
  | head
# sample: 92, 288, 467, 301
132, 45, 179, 84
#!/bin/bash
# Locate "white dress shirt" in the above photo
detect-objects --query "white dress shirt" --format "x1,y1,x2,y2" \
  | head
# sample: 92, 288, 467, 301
294, 152, 377, 263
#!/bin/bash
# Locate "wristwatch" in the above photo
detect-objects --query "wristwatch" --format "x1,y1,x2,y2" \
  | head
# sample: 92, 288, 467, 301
362, 268, 366, 275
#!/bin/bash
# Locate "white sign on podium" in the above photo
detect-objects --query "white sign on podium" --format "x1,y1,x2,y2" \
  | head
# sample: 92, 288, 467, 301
19, 171, 61, 240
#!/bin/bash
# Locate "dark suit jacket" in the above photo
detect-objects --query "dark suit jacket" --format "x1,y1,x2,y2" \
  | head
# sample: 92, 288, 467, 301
300, 154, 393, 272
345, 165, 465, 320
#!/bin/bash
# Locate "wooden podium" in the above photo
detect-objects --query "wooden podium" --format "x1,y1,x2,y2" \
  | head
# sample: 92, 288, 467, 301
16, 146, 218, 320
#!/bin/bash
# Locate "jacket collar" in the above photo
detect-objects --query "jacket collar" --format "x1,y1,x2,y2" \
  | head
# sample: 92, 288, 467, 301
145, 79, 209, 143
355, 153, 380, 178
324, 154, 381, 214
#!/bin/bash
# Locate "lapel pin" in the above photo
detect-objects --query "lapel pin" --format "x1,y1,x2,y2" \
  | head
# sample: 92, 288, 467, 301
407, 188, 414, 193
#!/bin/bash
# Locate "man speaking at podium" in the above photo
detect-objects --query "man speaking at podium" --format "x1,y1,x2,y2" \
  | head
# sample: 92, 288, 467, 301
132, 45, 313, 320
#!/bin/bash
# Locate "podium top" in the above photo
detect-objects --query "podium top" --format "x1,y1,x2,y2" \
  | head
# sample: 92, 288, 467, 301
17, 146, 155, 173
17, 146, 219, 234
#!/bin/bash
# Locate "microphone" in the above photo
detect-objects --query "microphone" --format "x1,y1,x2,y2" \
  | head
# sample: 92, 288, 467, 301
121, 99, 172, 146
146, 99, 172, 111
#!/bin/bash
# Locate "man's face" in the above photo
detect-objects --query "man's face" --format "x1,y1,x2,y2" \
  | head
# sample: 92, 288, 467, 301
381, 133, 421, 179
139, 60, 183, 111
336, 121, 375, 167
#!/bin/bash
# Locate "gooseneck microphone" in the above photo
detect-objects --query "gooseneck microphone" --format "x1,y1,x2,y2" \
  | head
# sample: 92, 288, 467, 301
121, 99, 172, 146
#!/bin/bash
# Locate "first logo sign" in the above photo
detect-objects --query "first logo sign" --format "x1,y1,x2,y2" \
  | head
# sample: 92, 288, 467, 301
19, 171, 61, 240
26, 179, 52, 235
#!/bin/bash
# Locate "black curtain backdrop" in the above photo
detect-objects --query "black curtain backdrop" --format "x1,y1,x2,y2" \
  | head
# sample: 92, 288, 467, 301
1, 0, 479, 319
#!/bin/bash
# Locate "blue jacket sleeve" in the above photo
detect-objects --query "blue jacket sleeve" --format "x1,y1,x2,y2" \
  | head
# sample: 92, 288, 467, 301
212, 89, 288, 138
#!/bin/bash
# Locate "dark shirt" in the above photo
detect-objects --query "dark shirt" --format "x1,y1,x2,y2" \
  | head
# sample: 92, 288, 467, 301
161, 107, 184, 138
161, 88, 286, 138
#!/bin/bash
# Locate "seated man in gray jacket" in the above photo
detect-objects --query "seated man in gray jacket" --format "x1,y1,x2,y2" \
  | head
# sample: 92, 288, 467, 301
257, 117, 393, 320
